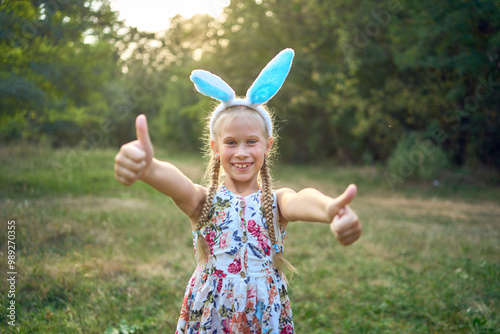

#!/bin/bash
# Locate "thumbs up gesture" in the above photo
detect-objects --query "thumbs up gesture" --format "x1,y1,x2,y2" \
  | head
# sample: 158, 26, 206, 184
114, 114, 154, 186
327, 184, 361, 245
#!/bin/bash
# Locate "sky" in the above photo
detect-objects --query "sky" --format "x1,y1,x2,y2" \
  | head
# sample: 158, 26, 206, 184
109, 0, 230, 32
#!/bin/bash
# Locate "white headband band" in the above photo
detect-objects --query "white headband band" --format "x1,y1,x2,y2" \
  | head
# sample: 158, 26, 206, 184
190, 48, 295, 139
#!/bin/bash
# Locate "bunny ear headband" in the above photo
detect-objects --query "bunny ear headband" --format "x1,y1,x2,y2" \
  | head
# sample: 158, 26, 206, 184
190, 48, 295, 139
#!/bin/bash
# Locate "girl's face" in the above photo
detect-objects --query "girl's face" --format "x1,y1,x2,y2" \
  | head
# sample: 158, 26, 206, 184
212, 114, 273, 191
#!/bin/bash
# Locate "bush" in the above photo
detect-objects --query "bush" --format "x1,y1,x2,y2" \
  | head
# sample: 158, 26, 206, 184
387, 132, 450, 181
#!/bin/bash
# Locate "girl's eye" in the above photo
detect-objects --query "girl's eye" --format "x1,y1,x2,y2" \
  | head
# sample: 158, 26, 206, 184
226, 140, 236, 145
248, 140, 257, 145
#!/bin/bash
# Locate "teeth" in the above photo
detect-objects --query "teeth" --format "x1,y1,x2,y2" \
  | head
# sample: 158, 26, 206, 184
234, 164, 249, 168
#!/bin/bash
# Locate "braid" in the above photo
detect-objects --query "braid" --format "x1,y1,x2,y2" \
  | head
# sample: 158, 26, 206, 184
260, 157, 296, 280
195, 157, 220, 265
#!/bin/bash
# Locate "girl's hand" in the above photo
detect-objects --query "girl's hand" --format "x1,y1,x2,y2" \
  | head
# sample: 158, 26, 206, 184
114, 114, 154, 186
327, 185, 361, 245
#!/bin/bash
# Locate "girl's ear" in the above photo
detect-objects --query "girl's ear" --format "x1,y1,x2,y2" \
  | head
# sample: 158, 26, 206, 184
266, 137, 274, 155
210, 139, 218, 156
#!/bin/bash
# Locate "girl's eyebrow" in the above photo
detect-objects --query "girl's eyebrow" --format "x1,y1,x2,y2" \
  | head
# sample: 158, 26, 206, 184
221, 134, 235, 140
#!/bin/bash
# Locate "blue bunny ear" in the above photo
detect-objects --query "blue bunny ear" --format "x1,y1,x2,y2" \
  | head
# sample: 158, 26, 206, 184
246, 48, 294, 105
190, 70, 235, 102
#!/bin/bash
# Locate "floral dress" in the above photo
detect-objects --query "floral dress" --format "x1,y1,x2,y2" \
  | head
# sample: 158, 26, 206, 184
175, 185, 294, 334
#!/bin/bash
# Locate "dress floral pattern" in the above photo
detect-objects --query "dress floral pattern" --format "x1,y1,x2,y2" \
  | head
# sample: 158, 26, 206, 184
175, 185, 294, 334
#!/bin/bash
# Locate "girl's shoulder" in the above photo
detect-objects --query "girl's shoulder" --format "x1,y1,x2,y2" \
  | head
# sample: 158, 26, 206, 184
275, 188, 297, 228
276, 187, 296, 202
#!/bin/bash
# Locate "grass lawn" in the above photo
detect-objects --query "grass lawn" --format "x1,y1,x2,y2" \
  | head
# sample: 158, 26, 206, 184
1, 144, 499, 333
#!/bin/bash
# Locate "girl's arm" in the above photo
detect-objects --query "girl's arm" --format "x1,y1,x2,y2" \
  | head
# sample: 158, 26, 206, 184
141, 159, 207, 221
114, 114, 206, 222
277, 185, 361, 245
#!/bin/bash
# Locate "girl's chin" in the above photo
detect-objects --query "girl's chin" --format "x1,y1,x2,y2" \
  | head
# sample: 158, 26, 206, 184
225, 172, 258, 185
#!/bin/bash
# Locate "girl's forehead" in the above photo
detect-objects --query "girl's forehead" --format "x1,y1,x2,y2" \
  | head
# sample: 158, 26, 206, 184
218, 114, 267, 138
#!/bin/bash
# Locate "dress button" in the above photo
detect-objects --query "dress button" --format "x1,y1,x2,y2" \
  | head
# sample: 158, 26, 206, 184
239, 200, 245, 208
240, 271, 246, 278
241, 235, 248, 243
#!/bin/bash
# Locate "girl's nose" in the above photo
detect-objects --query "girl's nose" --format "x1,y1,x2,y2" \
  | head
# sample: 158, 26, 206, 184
235, 144, 249, 158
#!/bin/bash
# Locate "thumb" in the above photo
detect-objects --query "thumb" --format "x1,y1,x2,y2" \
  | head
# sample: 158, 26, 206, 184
135, 114, 154, 160
329, 184, 357, 218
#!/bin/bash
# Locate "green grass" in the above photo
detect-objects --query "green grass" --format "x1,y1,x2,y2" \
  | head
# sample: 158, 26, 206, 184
1, 143, 499, 333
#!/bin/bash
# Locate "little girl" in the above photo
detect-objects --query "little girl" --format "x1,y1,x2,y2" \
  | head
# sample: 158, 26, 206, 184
114, 49, 361, 333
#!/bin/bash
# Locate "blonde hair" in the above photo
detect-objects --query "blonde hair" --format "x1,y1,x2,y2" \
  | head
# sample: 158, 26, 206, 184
195, 105, 296, 278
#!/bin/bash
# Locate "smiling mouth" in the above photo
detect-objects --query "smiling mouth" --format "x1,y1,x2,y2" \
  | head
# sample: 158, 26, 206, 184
232, 163, 253, 169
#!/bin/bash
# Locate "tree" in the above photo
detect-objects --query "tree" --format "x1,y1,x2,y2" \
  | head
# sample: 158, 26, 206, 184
0, 0, 124, 145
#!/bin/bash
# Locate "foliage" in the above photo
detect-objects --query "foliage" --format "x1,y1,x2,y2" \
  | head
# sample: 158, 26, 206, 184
187, 0, 500, 167
0, 0, 125, 145
387, 131, 450, 181
1, 0, 499, 172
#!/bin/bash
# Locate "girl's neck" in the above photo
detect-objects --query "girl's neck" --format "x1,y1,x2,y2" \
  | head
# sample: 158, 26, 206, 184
223, 179, 260, 197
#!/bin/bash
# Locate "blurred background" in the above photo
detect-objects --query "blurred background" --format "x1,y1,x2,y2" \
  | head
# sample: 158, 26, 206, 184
2, 0, 499, 180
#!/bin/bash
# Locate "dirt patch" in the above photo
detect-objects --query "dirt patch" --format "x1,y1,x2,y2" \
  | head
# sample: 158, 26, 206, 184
362, 196, 500, 222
